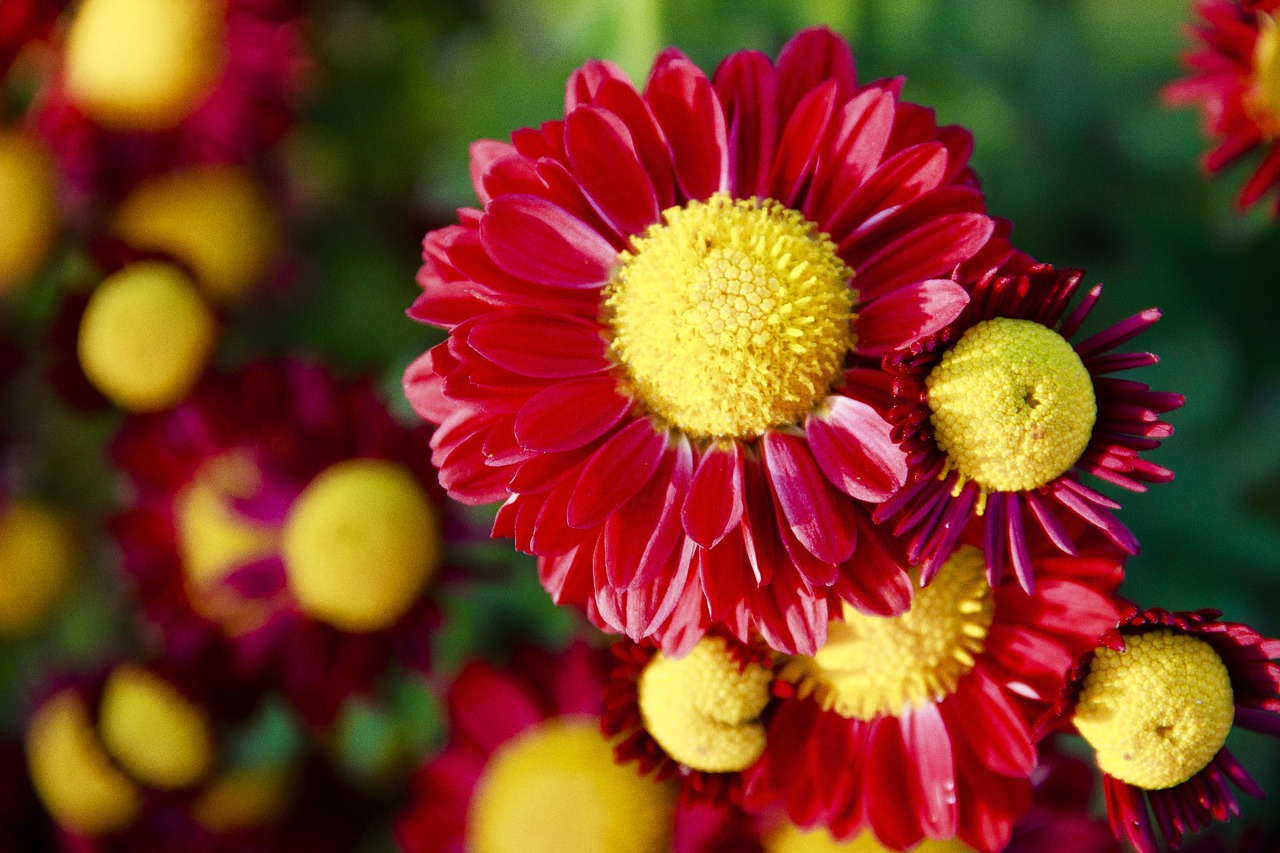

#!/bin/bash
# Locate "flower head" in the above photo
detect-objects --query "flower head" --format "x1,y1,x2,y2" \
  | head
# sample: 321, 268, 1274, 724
111, 359, 459, 726
876, 264, 1183, 591
742, 533, 1124, 852
1164, 0, 1280, 214
1040, 606, 1280, 853
404, 27, 1015, 655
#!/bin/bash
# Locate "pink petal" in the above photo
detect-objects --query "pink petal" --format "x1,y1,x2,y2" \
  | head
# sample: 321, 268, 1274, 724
902, 702, 958, 840
467, 309, 608, 378
480, 194, 617, 288
402, 347, 454, 425
805, 396, 907, 502
681, 442, 746, 549
514, 377, 631, 452
566, 419, 668, 529
469, 139, 518, 205
763, 430, 857, 564
565, 106, 660, 238
645, 57, 729, 200
564, 58, 630, 110
854, 278, 969, 356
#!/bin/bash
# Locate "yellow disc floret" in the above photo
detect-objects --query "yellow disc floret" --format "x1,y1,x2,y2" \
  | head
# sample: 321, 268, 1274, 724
0, 132, 57, 295
470, 717, 676, 853
26, 690, 143, 836
64, 0, 226, 131
77, 261, 216, 412
1073, 630, 1235, 790
281, 459, 440, 632
113, 167, 276, 304
1248, 13, 1280, 138
0, 501, 76, 636
779, 546, 994, 721
637, 636, 773, 773
927, 317, 1095, 496
766, 823, 975, 853
98, 665, 216, 791
604, 194, 854, 439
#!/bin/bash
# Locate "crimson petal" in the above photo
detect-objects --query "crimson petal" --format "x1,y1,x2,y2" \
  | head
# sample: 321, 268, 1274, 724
566, 418, 668, 529
480, 194, 617, 288
468, 309, 608, 378
806, 396, 907, 502
763, 430, 857, 564
681, 442, 746, 549
854, 278, 969, 355
564, 105, 660, 238
514, 377, 631, 453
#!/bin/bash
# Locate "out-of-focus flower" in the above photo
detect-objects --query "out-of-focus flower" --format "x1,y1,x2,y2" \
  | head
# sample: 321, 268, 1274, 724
0, 499, 76, 636
31, 0, 303, 202
111, 360, 459, 726
395, 642, 681, 853
404, 27, 1016, 656
0, 738, 54, 853
742, 533, 1123, 852
0, 0, 65, 81
0, 130, 58, 296
1040, 606, 1280, 853
876, 264, 1182, 590
1164, 0, 1280, 214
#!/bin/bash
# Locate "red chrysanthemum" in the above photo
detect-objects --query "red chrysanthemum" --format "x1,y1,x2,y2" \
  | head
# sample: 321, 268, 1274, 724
1039, 606, 1280, 853
397, 642, 724, 853
739, 529, 1124, 852
404, 27, 1018, 656
1164, 0, 1280, 214
875, 264, 1183, 591
29, 0, 303, 204
111, 359, 465, 726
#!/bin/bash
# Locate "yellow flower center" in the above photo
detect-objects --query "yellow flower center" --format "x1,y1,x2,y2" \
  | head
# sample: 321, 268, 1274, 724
0, 501, 76, 636
64, 0, 226, 131
0, 132, 57, 295
77, 261, 216, 412
1073, 630, 1235, 790
766, 824, 975, 853
636, 636, 773, 773
603, 194, 854, 439
778, 546, 994, 721
26, 690, 143, 836
112, 167, 276, 304
927, 318, 1096, 495
192, 765, 292, 832
1248, 13, 1280, 139
281, 459, 440, 632
99, 665, 216, 791
469, 717, 675, 853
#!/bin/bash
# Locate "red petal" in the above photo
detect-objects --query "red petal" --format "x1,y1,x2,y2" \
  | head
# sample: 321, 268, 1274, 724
805, 88, 896, 224
950, 671, 1036, 778
604, 435, 693, 588
402, 347, 454, 424
467, 309, 608, 378
681, 442, 746, 549
480, 195, 617, 288
768, 80, 837, 207
565, 58, 630, 110
902, 702, 958, 840
763, 431, 857, 564
713, 49, 779, 197
854, 278, 970, 355
565, 106, 660, 238
774, 27, 857, 120
566, 419, 668, 529
806, 396, 906, 502
645, 58, 729, 200
469, 139, 518, 205
590, 78, 677, 209
865, 719, 926, 850
514, 377, 631, 452
854, 212, 995, 302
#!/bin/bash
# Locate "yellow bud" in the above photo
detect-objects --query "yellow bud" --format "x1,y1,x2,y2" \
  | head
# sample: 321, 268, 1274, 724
98, 665, 216, 791
0, 132, 57, 295
0, 501, 76, 636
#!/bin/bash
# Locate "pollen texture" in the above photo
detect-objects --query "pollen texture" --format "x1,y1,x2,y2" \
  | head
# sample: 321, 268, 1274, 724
637, 636, 773, 773
469, 717, 675, 853
779, 546, 994, 721
927, 317, 1095, 494
281, 459, 440, 632
604, 194, 854, 439
1074, 629, 1235, 790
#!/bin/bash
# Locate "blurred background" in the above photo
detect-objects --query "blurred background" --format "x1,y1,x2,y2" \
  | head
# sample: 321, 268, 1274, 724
3, 0, 1279, 847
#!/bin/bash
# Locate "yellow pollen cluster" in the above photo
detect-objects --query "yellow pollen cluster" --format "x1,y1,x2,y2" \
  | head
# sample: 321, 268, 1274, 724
636, 636, 773, 773
1073, 630, 1235, 790
778, 546, 994, 721
926, 317, 1096, 498
0, 132, 57, 295
469, 718, 676, 853
604, 194, 854, 439
0, 501, 76, 637
77, 261, 217, 413
98, 665, 216, 791
281, 459, 440, 632
1248, 14, 1280, 139
64, 0, 226, 131
766, 823, 976, 853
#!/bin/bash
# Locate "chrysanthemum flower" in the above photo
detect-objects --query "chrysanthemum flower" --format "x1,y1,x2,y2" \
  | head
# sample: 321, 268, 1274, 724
0, 498, 77, 636
603, 634, 774, 803
875, 264, 1183, 590
741, 531, 1124, 852
24, 661, 370, 850
1164, 0, 1280, 215
1039, 606, 1280, 853
397, 642, 756, 853
404, 27, 1014, 655
30, 0, 302, 202
0, 129, 58, 295
111, 359, 459, 726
